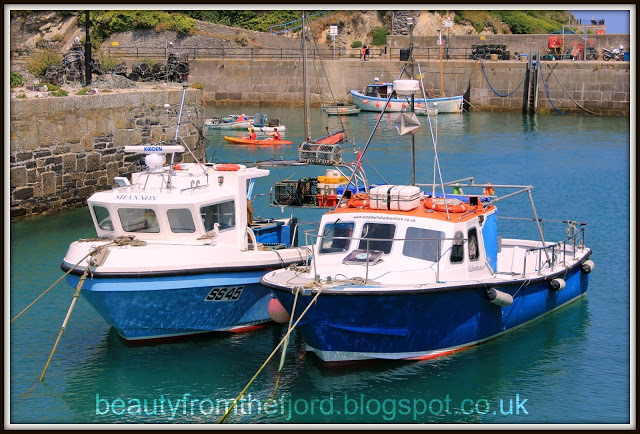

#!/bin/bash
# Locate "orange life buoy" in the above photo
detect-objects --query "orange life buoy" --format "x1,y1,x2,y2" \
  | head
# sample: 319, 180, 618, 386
347, 193, 370, 208
216, 164, 241, 171
424, 197, 469, 213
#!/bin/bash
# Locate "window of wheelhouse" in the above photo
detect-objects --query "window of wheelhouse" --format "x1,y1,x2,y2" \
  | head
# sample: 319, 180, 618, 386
365, 86, 379, 97
359, 223, 396, 254
319, 221, 354, 254
450, 231, 465, 264
118, 208, 160, 233
468, 227, 479, 261
403, 227, 445, 262
167, 208, 196, 233
92, 205, 114, 231
200, 201, 235, 232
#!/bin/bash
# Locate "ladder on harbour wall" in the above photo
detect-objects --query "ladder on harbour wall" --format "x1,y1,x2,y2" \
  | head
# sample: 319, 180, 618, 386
522, 51, 540, 114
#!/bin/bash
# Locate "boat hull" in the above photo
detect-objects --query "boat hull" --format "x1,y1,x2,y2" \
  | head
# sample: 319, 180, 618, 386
350, 90, 463, 114
204, 120, 253, 131
68, 271, 275, 340
321, 104, 361, 115
264, 262, 589, 363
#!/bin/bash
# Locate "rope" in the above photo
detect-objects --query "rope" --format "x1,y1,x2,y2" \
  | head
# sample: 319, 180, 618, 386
566, 220, 578, 246
538, 61, 563, 113
218, 287, 323, 424
544, 63, 599, 115
273, 287, 301, 397
481, 61, 527, 97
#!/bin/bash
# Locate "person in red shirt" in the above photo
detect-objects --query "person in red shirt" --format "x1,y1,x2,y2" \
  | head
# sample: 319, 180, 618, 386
272, 128, 281, 140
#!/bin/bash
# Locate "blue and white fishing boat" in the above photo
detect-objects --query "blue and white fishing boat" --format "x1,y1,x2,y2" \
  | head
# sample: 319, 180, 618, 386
350, 80, 463, 113
261, 79, 594, 364
61, 83, 307, 341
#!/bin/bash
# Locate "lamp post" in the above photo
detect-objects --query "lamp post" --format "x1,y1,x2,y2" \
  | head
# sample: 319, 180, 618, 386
165, 38, 173, 86
437, 28, 444, 97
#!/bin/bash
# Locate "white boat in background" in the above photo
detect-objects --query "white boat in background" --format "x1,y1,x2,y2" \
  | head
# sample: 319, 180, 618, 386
321, 102, 361, 116
350, 80, 463, 113
204, 114, 253, 131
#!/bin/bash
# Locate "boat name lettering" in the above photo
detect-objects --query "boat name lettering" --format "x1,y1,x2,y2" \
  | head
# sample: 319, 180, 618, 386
115, 194, 158, 201
144, 146, 164, 152
205, 286, 244, 302
468, 265, 485, 272
352, 215, 416, 223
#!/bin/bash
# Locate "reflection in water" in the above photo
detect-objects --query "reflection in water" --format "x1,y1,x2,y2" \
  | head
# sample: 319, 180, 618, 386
522, 113, 538, 134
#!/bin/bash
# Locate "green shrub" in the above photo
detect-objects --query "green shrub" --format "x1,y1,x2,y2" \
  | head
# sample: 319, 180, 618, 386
52, 33, 64, 42
16, 92, 27, 99
371, 27, 388, 46
10, 72, 25, 88
189, 82, 204, 90
50, 89, 68, 97
351, 40, 363, 48
76, 88, 89, 95
25, 48, 62, 77
83, 11, 196, 42
37, 82, 61, 92
97, 52, 123, 71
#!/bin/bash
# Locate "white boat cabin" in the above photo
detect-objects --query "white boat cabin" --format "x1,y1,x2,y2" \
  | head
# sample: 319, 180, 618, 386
87, 160, 268, 250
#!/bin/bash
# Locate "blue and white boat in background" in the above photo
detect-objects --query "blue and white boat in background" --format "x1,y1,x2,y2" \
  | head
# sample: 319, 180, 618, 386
60, 147, 308, 341
261, 79, 594, 365
350, 79, 463, 113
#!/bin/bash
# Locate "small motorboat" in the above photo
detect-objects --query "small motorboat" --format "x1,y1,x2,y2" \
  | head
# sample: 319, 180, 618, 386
351, 80, 463, 113
204, 114, 253, 131
261, 79, 594, 365
321, 102, 361, 116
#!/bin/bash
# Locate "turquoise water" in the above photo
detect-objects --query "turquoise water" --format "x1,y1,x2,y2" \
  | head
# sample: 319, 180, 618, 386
9, 108, 631, 425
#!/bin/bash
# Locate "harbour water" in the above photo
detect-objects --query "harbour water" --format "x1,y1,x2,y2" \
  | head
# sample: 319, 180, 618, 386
9, 107, 631, 425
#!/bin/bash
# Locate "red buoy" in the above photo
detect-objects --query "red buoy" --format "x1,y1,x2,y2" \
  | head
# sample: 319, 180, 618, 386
267, 298, 290, 323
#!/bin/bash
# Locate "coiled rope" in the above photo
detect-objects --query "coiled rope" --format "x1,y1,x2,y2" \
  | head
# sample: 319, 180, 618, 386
538, 61, 563, 113
481, 61, 527, 97
218, 287, 323, 424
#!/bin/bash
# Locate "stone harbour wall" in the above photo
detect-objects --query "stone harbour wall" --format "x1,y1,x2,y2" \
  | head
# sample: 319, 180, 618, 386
9, 88, 205, 218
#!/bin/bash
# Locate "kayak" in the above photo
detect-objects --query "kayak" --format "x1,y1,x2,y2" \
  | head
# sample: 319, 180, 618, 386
223, 136, 294, 146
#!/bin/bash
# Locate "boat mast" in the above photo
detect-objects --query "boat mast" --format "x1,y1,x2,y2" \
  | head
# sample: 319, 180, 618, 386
408, 13, 416, 186
302, 11, 310, 142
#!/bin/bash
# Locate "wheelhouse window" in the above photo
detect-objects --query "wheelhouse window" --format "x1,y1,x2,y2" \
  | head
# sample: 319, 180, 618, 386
200, 201, 235, 232
359, 223, 396, 254
319, 221, 354, 254
450, 231, 465, 264
468, 228, 479, 261
118, 208, 160, 233
365, 86, 379, 97
167, 208, 196, 233
92, 205, 113, 231
403, 227, 445, 262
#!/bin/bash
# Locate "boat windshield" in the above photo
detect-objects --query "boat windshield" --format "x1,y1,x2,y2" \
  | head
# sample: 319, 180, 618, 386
402, 227, 445, 263
319, 221, 354, 254
200, 201, 236, 231
118, 208, 160, 233
358, 223, 395, 254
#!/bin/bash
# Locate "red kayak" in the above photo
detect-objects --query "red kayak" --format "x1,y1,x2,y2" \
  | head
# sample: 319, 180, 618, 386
224, 136, 293, 145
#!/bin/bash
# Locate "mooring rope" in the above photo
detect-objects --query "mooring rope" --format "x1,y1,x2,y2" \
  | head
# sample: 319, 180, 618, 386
218, 287, 323, 424
544, 63, 599, 115
538, 61, 563, 113
273, 287, 301, 397
481, 61, 527, 97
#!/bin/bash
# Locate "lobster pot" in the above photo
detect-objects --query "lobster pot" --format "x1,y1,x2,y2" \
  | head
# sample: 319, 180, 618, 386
298, 143, 342, 165
273, 178, 318, 206
369, 185, 421, 211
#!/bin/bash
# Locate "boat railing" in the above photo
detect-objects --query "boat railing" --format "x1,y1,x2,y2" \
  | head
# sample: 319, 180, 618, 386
506, 218, 588, 276
303, 229, 465, 283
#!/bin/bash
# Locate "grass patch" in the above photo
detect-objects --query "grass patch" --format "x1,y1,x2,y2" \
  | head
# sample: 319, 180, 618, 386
189, 82, 205, 89
11, 72, 25, 88
25, 47, 62, 77
50, 89, 69, 97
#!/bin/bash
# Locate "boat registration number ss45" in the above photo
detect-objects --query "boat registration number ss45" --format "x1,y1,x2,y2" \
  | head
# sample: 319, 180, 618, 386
205, 286, 244, 301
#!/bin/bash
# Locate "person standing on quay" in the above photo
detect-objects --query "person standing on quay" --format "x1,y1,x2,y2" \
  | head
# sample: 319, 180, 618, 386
360, 45, 365, 60
365, 45, 370, 61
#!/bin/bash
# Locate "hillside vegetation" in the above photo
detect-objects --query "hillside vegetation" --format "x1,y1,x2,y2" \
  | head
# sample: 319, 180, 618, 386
11, 9, 578, 46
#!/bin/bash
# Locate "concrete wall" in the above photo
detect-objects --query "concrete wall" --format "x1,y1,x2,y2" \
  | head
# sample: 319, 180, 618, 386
9, 88, 205, 218
189, 58, 629, 115
387, 33, 631, 57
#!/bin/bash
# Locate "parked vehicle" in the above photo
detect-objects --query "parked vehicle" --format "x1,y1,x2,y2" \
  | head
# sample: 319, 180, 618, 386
602, 45, 625, 61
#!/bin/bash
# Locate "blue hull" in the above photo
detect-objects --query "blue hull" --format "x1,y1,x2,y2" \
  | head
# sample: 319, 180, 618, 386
66, 271, 273, 340
269, 265, 589, 361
